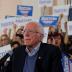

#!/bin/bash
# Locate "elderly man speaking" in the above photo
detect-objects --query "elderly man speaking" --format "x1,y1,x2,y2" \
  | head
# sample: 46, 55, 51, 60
6, 22, 63, 72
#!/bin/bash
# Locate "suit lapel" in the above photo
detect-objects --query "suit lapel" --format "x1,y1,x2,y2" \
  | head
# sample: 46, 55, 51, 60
35, 43, 45, 72
35, 43, 51, 72
13, 46, 27, 72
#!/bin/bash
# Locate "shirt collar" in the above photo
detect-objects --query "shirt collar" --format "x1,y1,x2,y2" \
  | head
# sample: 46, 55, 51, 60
25, 43, 41, 56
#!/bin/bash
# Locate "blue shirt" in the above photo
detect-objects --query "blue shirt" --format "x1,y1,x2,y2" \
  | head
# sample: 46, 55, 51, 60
23, 43, 40, 72
23, 52, 38, 72
25, 43, 40, 56
62, 53, 72, 72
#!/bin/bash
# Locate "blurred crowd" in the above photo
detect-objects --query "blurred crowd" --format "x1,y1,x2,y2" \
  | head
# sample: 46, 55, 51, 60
0, 14, 72, 72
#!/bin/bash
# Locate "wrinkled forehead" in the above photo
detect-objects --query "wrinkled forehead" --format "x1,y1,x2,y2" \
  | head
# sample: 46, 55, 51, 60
24, 22, 39, 30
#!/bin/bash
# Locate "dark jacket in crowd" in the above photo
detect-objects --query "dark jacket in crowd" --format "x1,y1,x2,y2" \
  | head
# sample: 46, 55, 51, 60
6, 43, 63, 72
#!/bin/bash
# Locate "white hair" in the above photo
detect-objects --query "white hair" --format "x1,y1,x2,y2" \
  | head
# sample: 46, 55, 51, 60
36, 22, 44, 35
24, 21, 44, 35
24, 21, 44, 41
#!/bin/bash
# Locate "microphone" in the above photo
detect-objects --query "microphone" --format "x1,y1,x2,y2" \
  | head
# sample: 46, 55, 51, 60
0, 50, 13, 66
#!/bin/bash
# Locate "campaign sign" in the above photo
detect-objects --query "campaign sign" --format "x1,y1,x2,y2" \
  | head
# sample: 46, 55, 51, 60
53, 5, 69, 16
39, 0, 53, 6
39, 16, 59, 27
17, 5, 33, 16
42, 27, 49, 43
67, 21, 72, 35
0, 44, 12, 59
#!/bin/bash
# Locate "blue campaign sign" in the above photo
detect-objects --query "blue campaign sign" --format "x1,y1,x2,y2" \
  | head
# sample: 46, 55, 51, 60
39, 16, 59, 27
17, 5, 33, 16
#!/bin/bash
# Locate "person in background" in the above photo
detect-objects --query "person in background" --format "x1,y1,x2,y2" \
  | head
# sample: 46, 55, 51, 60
52, 32, 64, 48
0, 34, 10, 46
63, 35, 72, 72
47, 32, 53, 44
16, 28, 23, 35
11, 41, 20, 49
0, 34, 12, 72
52, 32, 72, 72
14, 33, 24, 45
6, 22, 63, 72
12, 24, 24, 45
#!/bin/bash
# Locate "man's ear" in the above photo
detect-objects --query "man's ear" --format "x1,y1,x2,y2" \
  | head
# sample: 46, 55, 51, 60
40, 34, 44, 41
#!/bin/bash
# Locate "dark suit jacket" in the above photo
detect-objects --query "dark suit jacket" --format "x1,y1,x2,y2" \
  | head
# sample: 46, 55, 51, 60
6, 43, 63, 72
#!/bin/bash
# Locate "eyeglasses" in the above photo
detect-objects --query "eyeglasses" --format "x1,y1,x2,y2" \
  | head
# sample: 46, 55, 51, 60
23, 30, 39, 34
